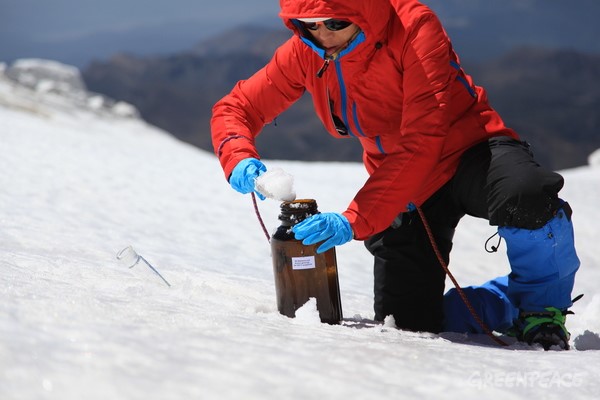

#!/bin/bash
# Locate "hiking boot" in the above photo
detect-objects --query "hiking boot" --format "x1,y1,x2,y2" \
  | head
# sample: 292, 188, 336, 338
512, 307, 572, 350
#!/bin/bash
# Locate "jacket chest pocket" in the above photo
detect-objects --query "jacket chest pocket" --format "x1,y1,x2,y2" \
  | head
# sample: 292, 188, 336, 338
350, 97, 403, 138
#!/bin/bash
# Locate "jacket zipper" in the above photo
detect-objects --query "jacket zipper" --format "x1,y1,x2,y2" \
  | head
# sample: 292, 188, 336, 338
321, 52, 384, 153
317, 58, 331, 78
334, 60, 357, 138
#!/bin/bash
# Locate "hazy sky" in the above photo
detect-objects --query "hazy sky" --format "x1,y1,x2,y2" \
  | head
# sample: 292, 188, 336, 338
0, 1, 281, 65
0, 0, 278, 42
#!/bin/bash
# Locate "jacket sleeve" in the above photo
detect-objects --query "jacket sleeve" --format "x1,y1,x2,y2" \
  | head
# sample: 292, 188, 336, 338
211, 38, 307, 179
343, 13, 457, 240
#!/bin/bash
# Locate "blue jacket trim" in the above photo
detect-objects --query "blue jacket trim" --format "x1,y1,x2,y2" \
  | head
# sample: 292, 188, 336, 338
352, 104, 367, 137
337, 31, 366, 58
450, 60, 477, 98
335, 61, 357, 137
375, 136, 386, 154
300, 36, 327, 58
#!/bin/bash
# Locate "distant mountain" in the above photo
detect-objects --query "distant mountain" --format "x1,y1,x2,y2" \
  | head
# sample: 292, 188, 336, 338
0, 19, 220, 69
191, 26, 292, 58
423, 0, 600, 62
470, 47, 600, 169
82, 25, 600, 170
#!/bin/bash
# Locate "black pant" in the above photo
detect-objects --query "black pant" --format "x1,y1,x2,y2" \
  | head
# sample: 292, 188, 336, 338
365, 137, 564, 332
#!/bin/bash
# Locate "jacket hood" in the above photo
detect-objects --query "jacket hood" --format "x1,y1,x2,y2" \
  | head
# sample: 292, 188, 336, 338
279, 0, 392, 50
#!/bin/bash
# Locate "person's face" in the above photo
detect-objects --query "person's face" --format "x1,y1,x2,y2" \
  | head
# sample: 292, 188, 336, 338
303, 20, 360, 55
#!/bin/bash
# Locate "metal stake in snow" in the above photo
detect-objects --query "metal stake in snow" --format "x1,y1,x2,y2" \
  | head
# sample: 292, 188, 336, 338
116, 246, 171, 287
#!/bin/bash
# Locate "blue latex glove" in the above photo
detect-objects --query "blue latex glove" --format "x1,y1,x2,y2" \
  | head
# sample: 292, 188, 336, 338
292, 212, 353, 253
229, 158, 267, 200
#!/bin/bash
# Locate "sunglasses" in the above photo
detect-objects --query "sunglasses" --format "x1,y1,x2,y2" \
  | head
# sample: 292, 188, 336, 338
301, 19, 353, 32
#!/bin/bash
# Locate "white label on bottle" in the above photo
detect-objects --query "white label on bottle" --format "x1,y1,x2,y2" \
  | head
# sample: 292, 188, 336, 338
292, 256, 316, 270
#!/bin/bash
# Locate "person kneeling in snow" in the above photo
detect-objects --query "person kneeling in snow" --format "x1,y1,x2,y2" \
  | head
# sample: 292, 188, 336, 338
210, 0, 581, 350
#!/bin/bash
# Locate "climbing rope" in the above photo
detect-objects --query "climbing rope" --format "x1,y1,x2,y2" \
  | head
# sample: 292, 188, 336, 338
251, 192, 271, 242
414, 205, 509, 347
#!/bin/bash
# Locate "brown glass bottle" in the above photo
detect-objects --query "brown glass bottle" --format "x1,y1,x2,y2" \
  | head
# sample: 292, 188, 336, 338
270, 199, 343, 324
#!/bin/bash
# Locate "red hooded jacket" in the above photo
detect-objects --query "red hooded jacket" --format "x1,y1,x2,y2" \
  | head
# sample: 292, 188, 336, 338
211, 0, 518, 240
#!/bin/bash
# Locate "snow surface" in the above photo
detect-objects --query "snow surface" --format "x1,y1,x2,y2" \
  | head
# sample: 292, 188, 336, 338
1, 63, 600, 400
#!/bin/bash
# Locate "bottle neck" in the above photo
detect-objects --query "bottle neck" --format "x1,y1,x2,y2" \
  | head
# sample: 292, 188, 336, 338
278, 199, 319, 227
